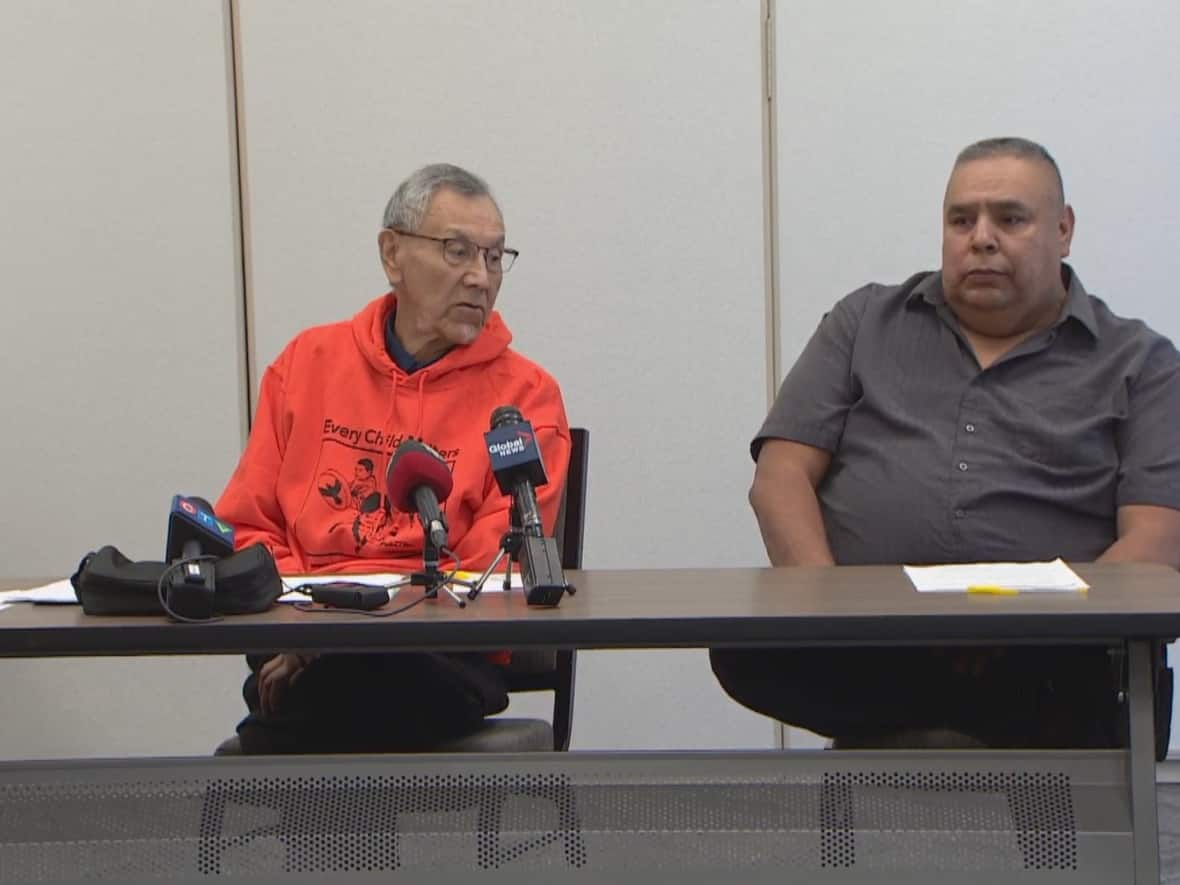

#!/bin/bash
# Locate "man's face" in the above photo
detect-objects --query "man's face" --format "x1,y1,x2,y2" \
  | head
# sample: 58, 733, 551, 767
378, 188, 505, 361
941, 155, 1074, 338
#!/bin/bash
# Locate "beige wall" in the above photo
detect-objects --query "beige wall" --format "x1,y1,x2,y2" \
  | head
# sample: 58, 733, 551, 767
0, 0, 250, 757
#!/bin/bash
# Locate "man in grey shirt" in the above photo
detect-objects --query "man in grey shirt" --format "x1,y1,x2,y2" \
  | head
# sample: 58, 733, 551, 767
712, 137, 1180, 748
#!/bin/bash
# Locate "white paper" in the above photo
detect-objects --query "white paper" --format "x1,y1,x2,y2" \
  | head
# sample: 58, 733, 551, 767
453, 571, 522, 592
0, 579, 79, 604
904, 559, 1089, 593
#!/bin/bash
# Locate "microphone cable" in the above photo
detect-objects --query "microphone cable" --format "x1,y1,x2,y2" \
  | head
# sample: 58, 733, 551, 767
156, 554, 223, 623
291, 591, 431, 618
286, 547, 466, 617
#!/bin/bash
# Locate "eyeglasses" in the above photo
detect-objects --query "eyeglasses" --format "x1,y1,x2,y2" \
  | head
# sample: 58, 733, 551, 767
392, 229, 519, 274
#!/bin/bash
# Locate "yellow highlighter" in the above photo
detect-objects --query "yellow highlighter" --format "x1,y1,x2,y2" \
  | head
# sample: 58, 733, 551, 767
966, 585, 1021, 596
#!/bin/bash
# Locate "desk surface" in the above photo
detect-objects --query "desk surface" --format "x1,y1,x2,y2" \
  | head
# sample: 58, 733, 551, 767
3, 563, 1180, 657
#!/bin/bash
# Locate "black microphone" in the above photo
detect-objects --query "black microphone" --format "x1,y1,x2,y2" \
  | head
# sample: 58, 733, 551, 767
386, 439, 454, 550
486, 405, 548, 537
484, 406, 571, 606
164, 495, 235, 620
167, 495, 235, 561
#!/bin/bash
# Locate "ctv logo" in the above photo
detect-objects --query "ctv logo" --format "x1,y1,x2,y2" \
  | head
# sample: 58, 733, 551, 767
487, 430, 534, 458
179, 498, 233, 536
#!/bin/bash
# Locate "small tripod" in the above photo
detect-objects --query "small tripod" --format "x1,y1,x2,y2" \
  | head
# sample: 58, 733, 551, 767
465, 504, 573, 606
466, 527, 524, 601
388, 538, 473, 608
467, 502, 526, 601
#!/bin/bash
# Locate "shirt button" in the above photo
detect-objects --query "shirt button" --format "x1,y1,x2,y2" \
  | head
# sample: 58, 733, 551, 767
958, 461, 968, 472
954, 509, 966, 518
965, 423, 976, 433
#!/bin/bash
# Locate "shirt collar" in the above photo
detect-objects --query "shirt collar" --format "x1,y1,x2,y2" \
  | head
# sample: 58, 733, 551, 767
907, 263, 1099, 339
1058, 265, 1099, 338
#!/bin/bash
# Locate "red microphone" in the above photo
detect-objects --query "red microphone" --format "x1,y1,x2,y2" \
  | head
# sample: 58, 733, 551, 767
386, 440, 454, 549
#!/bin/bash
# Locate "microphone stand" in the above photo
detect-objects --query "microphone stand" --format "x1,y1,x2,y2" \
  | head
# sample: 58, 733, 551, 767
467, 512, 524, 601
467, 497, 574, 606
388, 537, 471, 608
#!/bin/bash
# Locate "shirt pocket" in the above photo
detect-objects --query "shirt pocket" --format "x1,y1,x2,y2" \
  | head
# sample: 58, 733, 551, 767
1004, 389, 1120, 476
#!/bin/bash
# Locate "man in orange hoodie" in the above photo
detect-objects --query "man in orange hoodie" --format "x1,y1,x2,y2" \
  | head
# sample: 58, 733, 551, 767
216, 164, 571, 753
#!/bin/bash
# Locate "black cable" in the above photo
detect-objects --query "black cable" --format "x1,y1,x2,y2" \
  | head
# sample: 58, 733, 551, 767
156, 555, 223, 623
285, 546, 467, 617
291, 591, 431, 618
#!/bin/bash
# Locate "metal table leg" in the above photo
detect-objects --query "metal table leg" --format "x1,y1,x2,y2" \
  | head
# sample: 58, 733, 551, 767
1127, 638, 1160, 883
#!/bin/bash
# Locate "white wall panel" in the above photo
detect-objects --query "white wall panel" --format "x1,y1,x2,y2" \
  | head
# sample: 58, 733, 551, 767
773, 0, 1180, 749
239, 0, 776, 749
0, 0, 245, 573
0, 1, 246, 757
774, 0, 1180, 367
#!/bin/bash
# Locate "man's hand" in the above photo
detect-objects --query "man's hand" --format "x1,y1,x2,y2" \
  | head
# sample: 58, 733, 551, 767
257, 653, 316, 714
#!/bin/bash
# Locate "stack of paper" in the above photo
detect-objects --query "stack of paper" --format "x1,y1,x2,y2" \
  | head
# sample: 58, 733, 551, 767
903, 559, 1089, 594
0, 580, 78, 604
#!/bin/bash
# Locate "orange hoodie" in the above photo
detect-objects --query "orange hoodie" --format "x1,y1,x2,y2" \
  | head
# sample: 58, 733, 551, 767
216, 292, 571, 575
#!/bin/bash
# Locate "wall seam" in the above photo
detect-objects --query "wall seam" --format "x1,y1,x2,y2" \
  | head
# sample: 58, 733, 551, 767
226, 0, 256, 440
761, 0, 781, 407
762, 0, 787, 752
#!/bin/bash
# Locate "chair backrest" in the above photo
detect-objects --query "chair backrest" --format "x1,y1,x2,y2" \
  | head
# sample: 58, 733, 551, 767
504, 427, 588, 750
553, 427, 589, 570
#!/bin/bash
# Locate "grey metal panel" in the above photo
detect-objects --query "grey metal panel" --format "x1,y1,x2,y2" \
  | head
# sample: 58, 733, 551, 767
0, 750, 1134, 883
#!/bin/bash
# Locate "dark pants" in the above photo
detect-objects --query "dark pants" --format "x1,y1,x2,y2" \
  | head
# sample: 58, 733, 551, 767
237, 652, 509, 754
709, 644, 1123, 749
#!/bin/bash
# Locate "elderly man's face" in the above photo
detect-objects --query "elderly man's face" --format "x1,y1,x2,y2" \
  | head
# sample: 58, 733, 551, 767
378, 188, 505, 362
941, 155, 1074, 339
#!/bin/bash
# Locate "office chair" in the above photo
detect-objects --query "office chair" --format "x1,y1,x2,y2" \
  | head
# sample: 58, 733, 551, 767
215, 426, 588, 755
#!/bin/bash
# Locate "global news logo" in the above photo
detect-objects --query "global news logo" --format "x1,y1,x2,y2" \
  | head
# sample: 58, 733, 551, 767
487, 430, 534, 458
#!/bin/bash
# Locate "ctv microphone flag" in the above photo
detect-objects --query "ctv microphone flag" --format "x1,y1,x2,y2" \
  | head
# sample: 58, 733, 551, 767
166, 495, 234, 562
164, 495, 235, 621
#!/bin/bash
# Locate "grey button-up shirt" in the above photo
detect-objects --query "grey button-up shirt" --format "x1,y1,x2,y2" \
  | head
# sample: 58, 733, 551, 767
755, 267, 1180, 565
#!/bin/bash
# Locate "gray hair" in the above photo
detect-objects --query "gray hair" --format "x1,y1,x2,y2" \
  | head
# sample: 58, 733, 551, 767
381, 163, 499, 231
953, 137, 1065, 205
